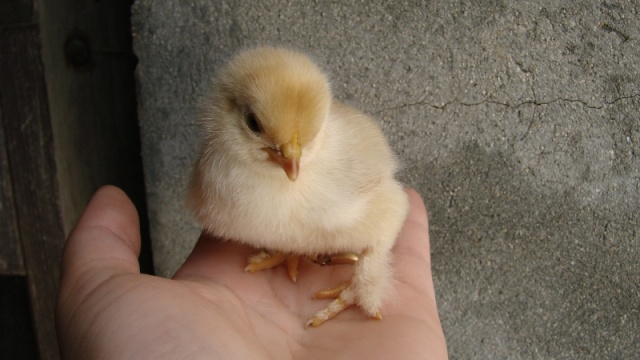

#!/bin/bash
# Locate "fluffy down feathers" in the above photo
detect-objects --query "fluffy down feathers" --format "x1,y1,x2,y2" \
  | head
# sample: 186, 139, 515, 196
187, 46, 408, 320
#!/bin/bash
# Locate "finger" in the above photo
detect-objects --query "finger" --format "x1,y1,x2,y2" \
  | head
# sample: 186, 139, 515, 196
390, 188, 439, 303
393, 188, 431, 264
61, 185, 142, 280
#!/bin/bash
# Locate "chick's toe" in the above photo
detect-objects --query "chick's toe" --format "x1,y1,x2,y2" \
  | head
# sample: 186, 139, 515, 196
307, 280, 382, 327
307, 281, 357, 327
244, 251, 300, 282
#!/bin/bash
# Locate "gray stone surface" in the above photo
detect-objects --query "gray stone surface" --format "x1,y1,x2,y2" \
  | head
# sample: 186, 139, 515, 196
132, 1, 639, 358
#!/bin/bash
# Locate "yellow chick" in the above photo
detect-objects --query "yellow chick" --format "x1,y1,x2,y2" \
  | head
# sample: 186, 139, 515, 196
187, 47, 409, 327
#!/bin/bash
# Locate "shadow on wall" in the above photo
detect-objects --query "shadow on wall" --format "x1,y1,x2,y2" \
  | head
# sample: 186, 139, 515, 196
422, 140, 638, 358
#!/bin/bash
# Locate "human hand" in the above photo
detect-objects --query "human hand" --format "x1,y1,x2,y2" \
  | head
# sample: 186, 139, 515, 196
56, 186, 447, 359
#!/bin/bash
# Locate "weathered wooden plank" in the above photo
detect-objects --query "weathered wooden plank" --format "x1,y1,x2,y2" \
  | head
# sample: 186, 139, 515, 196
36, 0, 153, 272
0, 0, 34, 28
38, 0, 148, 233
0, 0, 153, 358
0, 102, 24, 276
0, 0, 34, 279
0, 24, 64, 360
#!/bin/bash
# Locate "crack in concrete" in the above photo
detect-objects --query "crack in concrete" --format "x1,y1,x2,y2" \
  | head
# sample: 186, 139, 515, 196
599, 22, 631, 43
373, 93, 640, 114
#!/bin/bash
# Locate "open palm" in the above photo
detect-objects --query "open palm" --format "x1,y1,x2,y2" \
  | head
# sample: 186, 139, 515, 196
56, 186, 447, 359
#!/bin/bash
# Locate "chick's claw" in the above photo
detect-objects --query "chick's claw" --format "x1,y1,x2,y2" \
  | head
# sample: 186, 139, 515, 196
244, 251, 285, 272
285, 254, 300, 282
307, 281, 384, 327
314, 283, 350, 299
244, 251, 301, 282
307, 283, 357, 327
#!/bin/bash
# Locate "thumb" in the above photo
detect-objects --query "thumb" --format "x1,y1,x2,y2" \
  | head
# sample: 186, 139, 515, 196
60, 185, 142, 286
56, 186, 143, 357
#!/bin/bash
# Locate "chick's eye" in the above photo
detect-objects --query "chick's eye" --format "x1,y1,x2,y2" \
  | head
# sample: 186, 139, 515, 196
245, 112, 263, 135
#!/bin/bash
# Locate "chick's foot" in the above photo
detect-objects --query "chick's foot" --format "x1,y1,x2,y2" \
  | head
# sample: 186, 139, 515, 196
244, 251, 300, 282
306, 281, 381, 327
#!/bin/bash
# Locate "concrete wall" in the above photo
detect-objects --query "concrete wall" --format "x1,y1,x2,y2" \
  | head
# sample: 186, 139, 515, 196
132, 1, 639, 358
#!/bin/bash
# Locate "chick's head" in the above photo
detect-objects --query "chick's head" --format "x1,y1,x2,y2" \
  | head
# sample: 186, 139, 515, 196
205, 47, 331, 181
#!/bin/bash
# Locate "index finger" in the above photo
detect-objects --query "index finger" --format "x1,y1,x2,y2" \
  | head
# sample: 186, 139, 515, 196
393, 188, 431, 264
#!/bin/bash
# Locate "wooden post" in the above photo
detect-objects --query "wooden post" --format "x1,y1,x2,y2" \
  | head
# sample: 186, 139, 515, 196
0, 10, 65, 360
1, 0, 151, 358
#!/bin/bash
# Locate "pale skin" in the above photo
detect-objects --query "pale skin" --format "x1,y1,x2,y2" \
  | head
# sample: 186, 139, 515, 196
56, 185, 448, 359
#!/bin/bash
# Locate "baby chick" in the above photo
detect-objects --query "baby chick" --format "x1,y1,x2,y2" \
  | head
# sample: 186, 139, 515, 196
187, 47, 408, 327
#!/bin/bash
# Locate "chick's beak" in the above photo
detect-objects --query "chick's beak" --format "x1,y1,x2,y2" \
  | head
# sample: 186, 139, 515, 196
262, 134, 301, 181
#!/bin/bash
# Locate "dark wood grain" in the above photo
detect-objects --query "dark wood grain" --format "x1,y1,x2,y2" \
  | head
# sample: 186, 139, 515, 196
0, 25, 64, 360
38, 0, 153, 272
0, 102, 25, 276
0, 1, 152, 358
